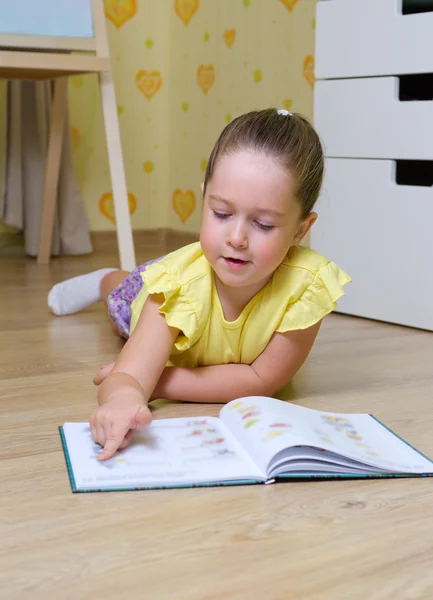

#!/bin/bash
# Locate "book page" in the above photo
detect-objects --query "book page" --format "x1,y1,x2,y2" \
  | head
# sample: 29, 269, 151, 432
220, 397, 433, 475
220, 397, 308, 474
269, 446, 383, 475
61, 417, 264, 491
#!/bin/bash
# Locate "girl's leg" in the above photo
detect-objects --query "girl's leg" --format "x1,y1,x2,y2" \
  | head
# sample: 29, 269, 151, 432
48, 267, 125, 316
101, 270, 131, 337
96, 268, 146, 378
49, 255, 162, 318
100, 270, 129, 305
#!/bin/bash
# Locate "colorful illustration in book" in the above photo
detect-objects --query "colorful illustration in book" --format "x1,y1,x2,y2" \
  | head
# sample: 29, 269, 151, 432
230, 402, 244, 409
263, 430, 285, 441
244, 418, 259, 429
320, 436, 333, 444
203, 437, 225, 445
213, 448, 236, 457
320, 415, 352, 433
185, 419, 209, 427
187, 427, 218, 437
261, 421, 293, 441
238, 406, 259, 414
181, 434, 238, 462
321, 415, 364, 441
314, 429, 334, 445
189, 429, 203, 437
320, 416, 381, 456
241, 411, 260, 420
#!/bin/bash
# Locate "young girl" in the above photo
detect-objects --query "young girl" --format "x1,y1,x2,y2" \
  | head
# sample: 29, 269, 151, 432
48, 108, 350, 461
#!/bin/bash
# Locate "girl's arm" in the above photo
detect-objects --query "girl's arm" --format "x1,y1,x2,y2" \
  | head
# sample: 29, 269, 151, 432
101, 293, 179, 401
152, 321, 322, 403
92, 293, 179, 460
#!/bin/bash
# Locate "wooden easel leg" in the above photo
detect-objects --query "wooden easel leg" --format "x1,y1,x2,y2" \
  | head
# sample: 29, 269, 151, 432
99, 71, 136, 271
37, 77, 68, 265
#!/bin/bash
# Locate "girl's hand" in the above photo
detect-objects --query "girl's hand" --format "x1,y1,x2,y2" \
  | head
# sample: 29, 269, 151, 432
89, 397, 152, 461
93, 362, 115, 386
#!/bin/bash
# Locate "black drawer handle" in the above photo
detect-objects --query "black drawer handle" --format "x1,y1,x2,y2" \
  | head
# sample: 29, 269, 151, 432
403, 0, 433, 14
399, 74, 433, 101
396, 161, 433, 187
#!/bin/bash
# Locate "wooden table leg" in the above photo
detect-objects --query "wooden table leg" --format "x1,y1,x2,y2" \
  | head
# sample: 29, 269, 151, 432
99, 70, 136, 272
37, 77, 67, 265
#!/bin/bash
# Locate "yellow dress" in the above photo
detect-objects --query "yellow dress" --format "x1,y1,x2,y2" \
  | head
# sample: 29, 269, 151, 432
130, 242, 351, 368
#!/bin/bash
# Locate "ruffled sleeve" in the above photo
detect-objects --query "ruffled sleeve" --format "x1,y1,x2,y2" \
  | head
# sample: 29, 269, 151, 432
140, 244, 211, 352
276, 260, 351, 332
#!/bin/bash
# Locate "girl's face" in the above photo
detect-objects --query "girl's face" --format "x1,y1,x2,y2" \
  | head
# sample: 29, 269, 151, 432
200, 150, 317, 291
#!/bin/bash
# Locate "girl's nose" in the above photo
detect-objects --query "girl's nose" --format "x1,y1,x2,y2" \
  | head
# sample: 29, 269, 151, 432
226, 220, 248, 249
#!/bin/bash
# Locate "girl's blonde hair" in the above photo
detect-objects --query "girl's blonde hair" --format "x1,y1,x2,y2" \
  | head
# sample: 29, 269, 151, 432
204, 108, 324, 219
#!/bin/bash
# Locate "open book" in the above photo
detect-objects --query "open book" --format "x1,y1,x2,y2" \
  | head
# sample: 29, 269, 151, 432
59, 397, 433, 492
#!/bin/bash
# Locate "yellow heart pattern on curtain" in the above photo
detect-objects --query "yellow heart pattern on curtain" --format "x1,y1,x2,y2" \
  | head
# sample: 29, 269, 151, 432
197, 65, 215, 95
223, 29, 236, 48
172, 189, 196, 223
104, 0, 137, 29
303, 55, 315, 88
135, 70, 163, 100
99, 192, 137, 224
279, 0, 299, 11
174, 0, 199, 26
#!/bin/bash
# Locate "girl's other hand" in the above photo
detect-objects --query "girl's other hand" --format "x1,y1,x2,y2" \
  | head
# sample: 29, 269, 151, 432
93, 362, 115, 386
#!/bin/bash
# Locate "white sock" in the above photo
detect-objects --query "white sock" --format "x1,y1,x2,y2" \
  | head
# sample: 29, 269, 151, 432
48, 268, 118, 316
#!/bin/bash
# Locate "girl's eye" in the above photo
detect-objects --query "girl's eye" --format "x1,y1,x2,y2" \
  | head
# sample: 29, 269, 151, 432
255, 221, 274, 231
213, 211, 230, 220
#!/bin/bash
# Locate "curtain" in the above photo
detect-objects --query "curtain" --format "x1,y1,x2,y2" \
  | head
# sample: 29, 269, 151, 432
0, 80, 92, 256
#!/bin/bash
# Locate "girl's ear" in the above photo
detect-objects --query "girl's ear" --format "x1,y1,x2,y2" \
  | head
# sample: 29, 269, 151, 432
295, 212, 318, 243
200, 182, 204, 193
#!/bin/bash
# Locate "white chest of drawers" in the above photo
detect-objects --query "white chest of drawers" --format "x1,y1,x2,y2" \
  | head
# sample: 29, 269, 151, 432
311, 0, 433, 331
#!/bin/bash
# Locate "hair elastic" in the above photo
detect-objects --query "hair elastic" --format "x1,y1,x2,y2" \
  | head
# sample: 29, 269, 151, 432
277, 109, 292, 116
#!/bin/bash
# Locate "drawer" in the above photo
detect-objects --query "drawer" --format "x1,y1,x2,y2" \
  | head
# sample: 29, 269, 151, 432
314, 77, 433, 160
315, 0, 433, 78
310, 158, 433, 330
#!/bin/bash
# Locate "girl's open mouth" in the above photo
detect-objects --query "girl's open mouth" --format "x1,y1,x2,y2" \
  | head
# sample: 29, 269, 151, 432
223, 257, 249, 269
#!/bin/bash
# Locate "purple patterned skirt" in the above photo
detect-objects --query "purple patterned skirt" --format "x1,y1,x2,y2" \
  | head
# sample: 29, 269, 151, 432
107, 256, 164, 338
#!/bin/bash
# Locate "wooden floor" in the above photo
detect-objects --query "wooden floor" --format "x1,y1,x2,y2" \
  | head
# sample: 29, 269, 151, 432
1, 242, 433, 600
